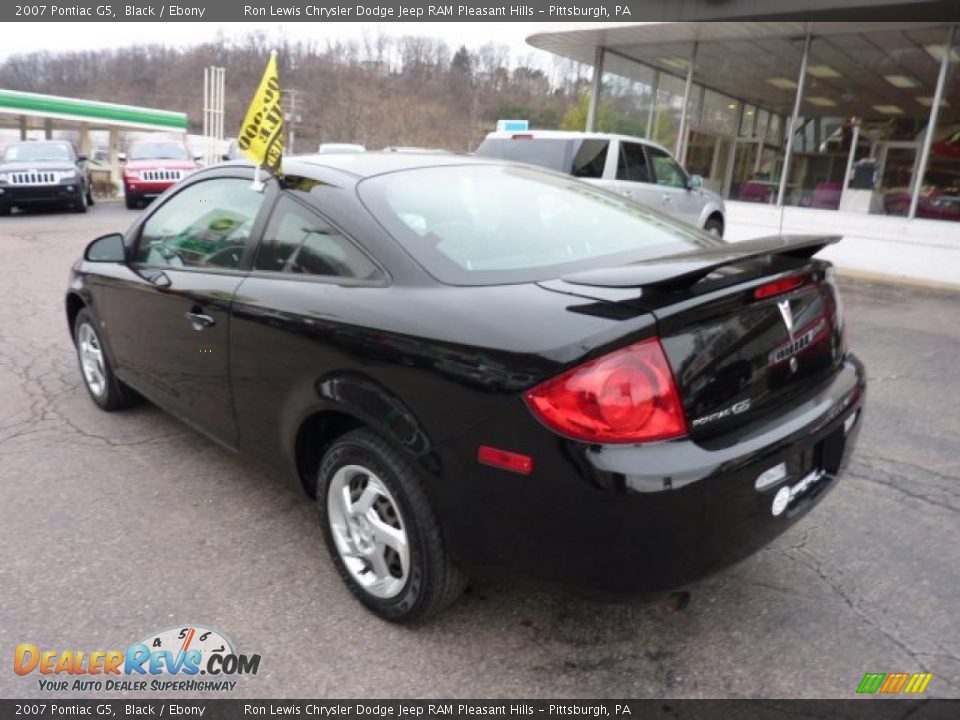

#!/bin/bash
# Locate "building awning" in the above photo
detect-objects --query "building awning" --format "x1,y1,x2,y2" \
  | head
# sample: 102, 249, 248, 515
0, 89, 187, 133
528, 21, 957, 121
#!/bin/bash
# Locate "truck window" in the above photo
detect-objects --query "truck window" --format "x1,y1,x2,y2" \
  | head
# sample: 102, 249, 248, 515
617, 142, 651, 183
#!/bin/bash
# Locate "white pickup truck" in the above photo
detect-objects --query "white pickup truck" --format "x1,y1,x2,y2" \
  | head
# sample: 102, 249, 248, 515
475, 130, 726, 236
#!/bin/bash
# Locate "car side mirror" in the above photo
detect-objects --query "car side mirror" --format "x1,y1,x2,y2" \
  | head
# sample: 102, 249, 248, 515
76, 153, 88, 163
84, 233, 126, 263
688, 174, 704, 190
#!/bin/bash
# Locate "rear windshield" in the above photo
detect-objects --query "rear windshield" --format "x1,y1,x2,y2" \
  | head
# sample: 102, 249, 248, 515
475, 138, 608, 179
358, 164, 708, 286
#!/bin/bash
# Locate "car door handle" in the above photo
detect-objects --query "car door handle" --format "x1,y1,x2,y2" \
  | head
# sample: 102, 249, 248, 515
622, 189, 634, 197
185, 309, 216, 330
661, 194, 672, 204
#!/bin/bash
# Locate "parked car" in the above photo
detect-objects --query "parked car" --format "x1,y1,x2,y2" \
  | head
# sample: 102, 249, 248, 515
883, 169, 960, 222
121, 140, 200, 209
66, 154, 864, 621
475, 130, 726, 236
0, 140, 93, 215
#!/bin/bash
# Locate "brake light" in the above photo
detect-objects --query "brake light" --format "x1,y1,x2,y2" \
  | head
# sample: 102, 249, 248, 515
754, 275, 806, 299
511, 134, 534, 140
524, 338, 687, 443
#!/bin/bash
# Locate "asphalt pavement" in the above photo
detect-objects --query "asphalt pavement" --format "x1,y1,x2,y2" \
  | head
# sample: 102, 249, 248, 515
1, 202, 958, 699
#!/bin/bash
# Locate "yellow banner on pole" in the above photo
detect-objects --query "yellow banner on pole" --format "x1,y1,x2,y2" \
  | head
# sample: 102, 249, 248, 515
238, 51, 284, 176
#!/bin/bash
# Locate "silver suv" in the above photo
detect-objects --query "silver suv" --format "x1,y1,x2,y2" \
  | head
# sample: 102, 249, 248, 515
475, 130, 726, 236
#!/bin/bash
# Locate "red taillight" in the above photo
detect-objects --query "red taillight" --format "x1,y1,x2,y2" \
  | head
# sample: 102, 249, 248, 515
477, 445, 534, 475
524, 338, 687, 443
754, 275, 806, 299
511, 133, 534, 140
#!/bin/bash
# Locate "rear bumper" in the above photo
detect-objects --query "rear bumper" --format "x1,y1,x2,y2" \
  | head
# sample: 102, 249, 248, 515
437, 354, 866, 594
0, 183, 82, 206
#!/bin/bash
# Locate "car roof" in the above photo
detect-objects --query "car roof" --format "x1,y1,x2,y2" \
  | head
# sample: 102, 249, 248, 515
278, 151, 504, 179
482, 129, 674, 156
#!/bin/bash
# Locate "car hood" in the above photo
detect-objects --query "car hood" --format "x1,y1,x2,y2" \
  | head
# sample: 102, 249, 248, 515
125, 159, 196, 170
0, 160, 77, 172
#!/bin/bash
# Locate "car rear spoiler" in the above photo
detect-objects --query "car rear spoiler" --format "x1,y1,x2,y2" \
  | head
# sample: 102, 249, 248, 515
560, 234, 842, 290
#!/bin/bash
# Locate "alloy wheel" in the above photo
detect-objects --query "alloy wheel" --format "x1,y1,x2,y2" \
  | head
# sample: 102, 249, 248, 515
77, 323, 106, 397
326, 464, 410, 599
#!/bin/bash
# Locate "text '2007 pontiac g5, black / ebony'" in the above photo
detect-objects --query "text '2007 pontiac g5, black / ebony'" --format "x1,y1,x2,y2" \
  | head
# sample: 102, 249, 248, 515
66, 154, 865, 622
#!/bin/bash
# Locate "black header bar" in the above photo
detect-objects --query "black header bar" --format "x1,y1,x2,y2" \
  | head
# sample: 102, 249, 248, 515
2, 0, 958, 23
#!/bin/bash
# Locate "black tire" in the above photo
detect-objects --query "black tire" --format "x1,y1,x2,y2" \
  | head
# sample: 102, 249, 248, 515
86, 183, 95, 206
124, 192, 139, 210
704, 216, 724, 238
74, 192, 88, 213
316, 428, 466, 622
73, 308, 138, 411
0, 205, 10, 217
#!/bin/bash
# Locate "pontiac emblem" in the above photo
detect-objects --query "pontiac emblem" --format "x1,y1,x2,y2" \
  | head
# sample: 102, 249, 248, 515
778, 299, 795, 339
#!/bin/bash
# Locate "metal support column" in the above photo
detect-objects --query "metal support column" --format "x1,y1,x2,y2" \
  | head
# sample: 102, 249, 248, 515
586, 46, 605, 132
909, 24, 955, 219
840, 118, 861, 208
676, 42, 698, 162
776, 30, 812, 208
645, 70, 659, 139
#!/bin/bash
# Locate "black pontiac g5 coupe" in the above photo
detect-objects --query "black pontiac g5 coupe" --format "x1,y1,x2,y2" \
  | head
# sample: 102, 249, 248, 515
67, 154, 865, 621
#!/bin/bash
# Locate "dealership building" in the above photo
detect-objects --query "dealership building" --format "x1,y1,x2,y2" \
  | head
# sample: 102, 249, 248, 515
528, 9, 960, 286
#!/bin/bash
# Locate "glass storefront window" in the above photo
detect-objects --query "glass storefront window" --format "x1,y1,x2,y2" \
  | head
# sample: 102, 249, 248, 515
596, 53, 658, 138
918, 32, 959, 223
652, 70, 699, 152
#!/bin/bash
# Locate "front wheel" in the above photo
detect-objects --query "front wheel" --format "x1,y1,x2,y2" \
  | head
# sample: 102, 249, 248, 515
74, 191, 88, 214
73, 308, 138, 411
317, 429, 466, 622
704, 216, 724, 238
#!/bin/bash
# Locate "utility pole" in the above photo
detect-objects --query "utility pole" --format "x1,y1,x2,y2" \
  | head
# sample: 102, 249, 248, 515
203, 66, 225, 165
283, 88, 302, 155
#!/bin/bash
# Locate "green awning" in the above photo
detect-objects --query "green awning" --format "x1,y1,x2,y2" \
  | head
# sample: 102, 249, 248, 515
0, 89, 187, 132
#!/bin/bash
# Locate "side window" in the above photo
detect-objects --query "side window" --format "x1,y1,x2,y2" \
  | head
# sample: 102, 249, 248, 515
616, 142, 651, 183
570, 140, 609, 179
255, 196, 380, 280
134, 178, 264, 270
646, 146, 689, 189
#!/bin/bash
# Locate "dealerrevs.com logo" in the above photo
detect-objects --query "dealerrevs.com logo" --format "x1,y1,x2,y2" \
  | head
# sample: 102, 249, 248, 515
14, 625, 261, 692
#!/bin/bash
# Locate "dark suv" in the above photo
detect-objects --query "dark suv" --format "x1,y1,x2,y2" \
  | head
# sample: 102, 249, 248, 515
0, 140, 94, 215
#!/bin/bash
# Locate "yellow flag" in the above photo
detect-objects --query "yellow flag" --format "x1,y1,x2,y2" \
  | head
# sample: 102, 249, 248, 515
238, 52, 284, 174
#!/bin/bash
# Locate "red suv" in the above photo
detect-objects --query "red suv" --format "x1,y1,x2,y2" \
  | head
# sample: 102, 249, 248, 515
122, 140, 199, 209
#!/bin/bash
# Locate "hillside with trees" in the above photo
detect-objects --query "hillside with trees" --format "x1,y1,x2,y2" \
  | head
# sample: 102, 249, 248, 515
0, 32, 601, 152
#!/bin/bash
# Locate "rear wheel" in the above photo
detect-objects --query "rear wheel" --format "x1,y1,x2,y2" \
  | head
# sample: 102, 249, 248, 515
704, 216, 724, 238
73, 309, 138, 411
317, 428, 466, 622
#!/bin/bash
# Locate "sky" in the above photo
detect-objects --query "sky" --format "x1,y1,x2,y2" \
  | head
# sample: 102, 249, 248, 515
0, 22, 585, 64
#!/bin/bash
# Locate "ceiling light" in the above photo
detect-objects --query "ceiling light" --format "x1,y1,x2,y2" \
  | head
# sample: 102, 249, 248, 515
806, 96, 838, 106
924, 44, 960, 63
766, 77, 798, 90
873, 105, 904, 115
916, 96, 950, 107
884, 74, 920, 88
659, 57, 689, 70
807, 65, 842, 78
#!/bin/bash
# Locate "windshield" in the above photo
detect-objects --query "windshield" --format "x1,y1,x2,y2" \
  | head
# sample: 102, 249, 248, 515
129, 142, 190, 160
3, 142, 73, 163
359, 164, 710, 285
